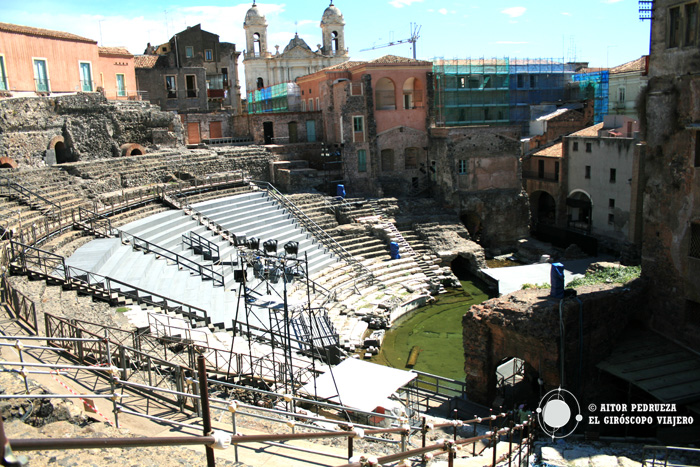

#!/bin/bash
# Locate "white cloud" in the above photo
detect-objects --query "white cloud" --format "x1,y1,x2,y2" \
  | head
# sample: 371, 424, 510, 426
438, 8, 448, 15
389, 0, 423, 7
562, 12, 572, 16
501, 7, 526, 18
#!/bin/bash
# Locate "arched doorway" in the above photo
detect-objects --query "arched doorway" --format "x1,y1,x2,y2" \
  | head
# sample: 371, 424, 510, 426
120, 143, 146, 157
567, 191, 592, 232
530, 190, 556, 227
288, 121, 298, 143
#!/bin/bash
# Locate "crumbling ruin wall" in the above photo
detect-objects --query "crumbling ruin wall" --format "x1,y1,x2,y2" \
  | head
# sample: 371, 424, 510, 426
462, 280, 645, 406
429, 126, 530, 254
0, 93, 183, 167
642, 73, 700, 351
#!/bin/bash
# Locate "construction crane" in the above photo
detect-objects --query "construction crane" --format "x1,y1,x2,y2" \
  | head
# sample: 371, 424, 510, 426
360, 23, 421, 59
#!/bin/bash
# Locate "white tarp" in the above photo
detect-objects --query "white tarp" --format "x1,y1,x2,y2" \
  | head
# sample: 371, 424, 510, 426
299, 358, 417, 413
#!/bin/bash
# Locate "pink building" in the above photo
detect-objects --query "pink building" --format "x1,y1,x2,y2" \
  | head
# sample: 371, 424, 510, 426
297, 55, 432, 196
0, 22, 137, 100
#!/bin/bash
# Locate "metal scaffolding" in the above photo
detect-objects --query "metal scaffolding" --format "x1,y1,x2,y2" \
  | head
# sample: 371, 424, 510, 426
432, 58, 579, 130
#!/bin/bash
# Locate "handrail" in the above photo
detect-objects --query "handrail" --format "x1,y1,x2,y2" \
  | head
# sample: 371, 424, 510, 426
65, 264, 210, 326
119, 230, 224, 287
182, 230, 220, 262
643, 446, 700, 467
76, 206, 114, 238
251, 181, 375, 285
1, 273, 38, 332
6, 181, 62, 214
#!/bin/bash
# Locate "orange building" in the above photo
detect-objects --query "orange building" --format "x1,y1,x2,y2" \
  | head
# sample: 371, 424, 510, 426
0, 22, 136, 100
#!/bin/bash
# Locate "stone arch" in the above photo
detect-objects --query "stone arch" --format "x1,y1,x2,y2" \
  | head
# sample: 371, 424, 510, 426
120, 143, 146, 157
48, 135, 72, 164
529, 190, 556, 226
0, 157, 18, 169
375, 77, 396, 110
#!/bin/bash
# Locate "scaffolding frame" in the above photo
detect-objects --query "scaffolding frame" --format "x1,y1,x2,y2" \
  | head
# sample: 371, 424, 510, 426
433, 57, 578, 130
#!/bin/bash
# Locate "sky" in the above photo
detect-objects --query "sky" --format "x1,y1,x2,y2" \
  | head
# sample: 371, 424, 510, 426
2, 0, 651, 93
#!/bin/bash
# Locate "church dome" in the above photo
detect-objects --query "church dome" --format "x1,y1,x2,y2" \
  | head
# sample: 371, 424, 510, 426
283, 33, 312, 53
244, 3, 267, 27
321, 2, 345, 25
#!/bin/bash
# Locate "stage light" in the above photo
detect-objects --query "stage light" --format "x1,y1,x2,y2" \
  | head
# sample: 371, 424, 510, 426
263, 239, 278, 255
284, 241, 299, 257
247, 237, 260, 250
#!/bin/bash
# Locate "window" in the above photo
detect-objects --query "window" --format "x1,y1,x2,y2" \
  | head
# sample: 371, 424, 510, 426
529, 75, 537, 89
205, 49, 213, 61
609, 198, 615, 209
458, 160, 468, 174
381, 149, 394, 172
308, 98, 314, 111
33, 58, 49, 92
316, 97, 319, 111
618, 87, 626, 103
0, 55, 8, 91
331, 31, 339, 53
538, 160, 545, 178
572, 141, 579, 152
253, 33, 262, 56
517, 74, 524, 88
585, 165, 591, 179
669, 6, 681, 47
608, 213, 615, 224
375, 77, 396, 110
458, 77, 466, 88
405, 148, 418, 169
165, 75, 177, 98
221, 68, 228, 87
301, 100, 306, 112
687, 3, 698, 46
116, 74, 126, 97
185, 74, 197, 98
358, 149, 367, 173
352, 116, 364, 142
585, 142, 592, 152
256, 77, 264, 89
555, 161, 560, 182
610, 168, 617, 183
691, 222, 700, 258
185, 46, 194, 58
79, 62, 93, 92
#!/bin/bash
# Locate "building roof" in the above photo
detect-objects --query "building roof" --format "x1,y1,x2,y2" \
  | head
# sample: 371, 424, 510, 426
324, 60, 366, 71
0, 22, 96, 44
536, 107, 578, 122
134, 54, 170, 69
244, 3, 267, 27
611, 56, 648, 74
283, 33, 312, 53
98, 46, 133, 57
367, 55, 432, 66
532, 142, 563, 158
569, 122, 604, 137
575, 67, 608, 74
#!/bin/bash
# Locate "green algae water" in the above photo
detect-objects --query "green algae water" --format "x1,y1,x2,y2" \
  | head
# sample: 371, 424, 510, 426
371, 276, 492, 381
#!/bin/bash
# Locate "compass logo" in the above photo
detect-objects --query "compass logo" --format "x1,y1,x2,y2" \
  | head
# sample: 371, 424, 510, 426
536, 387, 583, 439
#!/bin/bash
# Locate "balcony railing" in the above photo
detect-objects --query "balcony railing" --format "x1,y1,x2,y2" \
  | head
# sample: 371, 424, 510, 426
523, 170, 559, 182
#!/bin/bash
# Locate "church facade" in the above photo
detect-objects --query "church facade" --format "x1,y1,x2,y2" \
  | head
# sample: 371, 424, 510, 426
242, 1, 349, 93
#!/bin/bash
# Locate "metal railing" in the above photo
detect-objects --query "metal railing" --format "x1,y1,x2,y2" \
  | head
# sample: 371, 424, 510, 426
1, 274, 38, 332
119, 230, 224, 287
74, 206, 115, 238
8, 240, 210, 327
183, 230, 220, 262
522, 170, 559, 182
252, 181, 375, 285
643, 446, 700, 467
3, 180, 62, 218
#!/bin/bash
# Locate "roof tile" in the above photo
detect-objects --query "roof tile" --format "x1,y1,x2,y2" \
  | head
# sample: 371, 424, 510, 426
0, 22, 95, 44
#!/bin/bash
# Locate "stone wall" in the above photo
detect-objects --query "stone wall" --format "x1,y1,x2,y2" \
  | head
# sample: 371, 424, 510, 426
462, 280, 645, 406
428, 125, 529, 253
0, 93, 183, 167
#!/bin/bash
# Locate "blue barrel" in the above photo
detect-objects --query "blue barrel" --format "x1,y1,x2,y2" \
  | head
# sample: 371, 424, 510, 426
336, 184, 346, 198
550, 262, 565, 298
389, 241, 401, 260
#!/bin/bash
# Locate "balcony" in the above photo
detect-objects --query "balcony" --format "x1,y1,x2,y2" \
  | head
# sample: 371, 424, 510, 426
207, 89, 226, 99
523, 170, 559, 182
